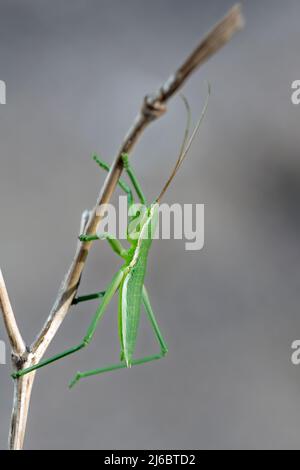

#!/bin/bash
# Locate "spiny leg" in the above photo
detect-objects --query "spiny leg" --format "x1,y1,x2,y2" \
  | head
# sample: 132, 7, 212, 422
74, 230, 128, 305
12, 268, 125, 379
69, 354, 163, 388
79, 232, 128, 259
142, 286, 168, 356
69, 286, 169, 388
121, 154, 147, 205
93, 155, 142, 231
93, 154, 147, 237
93, 155, 134, 207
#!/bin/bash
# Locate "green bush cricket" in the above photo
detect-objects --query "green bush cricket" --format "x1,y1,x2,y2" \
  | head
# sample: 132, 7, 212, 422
12, 87, 210, 388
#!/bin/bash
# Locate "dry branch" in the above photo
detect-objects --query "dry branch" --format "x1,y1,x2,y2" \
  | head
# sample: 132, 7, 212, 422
0, 4, 244, 450
0, 270, 25, 357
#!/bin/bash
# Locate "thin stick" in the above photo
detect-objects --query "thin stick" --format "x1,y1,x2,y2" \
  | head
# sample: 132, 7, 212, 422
9, 365, 36, 450
0, 270, 25, 356
5, 4, 244, 450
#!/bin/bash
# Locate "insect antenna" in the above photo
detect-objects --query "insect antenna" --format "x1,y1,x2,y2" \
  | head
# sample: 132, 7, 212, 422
156, 83, 210, 203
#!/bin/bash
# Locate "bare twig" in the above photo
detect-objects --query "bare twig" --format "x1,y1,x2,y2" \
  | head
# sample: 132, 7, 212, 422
0, 269, 31, 450
5, 4, 244, 450
0, 270, 25, 356
9, 363, 36, 450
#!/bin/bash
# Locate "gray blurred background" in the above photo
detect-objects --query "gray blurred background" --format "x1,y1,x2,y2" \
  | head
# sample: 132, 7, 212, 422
0, 0, 300, 450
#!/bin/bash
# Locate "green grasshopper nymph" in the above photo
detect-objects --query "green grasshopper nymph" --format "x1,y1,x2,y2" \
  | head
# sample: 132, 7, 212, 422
13, 86, 210, 388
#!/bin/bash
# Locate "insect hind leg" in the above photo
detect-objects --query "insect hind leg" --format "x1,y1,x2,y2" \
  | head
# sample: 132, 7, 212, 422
142, 286, 168, 356
69, 286, 169, 388
13, 269, 124, 379
69, 353, 165, 388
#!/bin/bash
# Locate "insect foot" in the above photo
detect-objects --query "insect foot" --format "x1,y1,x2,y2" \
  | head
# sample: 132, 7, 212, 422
11, 350, 35, 379
79, 235, 89, 242
121, 153, 130, 169
69, 372, 82, 389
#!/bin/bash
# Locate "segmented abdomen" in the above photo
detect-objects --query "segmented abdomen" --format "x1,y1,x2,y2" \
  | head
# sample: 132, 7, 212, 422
121, 249, 148, 365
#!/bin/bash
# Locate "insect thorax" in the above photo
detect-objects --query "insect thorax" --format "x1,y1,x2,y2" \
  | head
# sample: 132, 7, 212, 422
128, 204, 159, 268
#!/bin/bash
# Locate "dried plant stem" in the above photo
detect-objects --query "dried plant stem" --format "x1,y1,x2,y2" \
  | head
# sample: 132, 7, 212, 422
0, 270, 25, 356
0, 5, 244, 450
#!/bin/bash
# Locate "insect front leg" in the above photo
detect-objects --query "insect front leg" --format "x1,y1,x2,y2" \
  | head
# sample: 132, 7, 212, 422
79, 232, 128, 259
93, 155, 134, 207
121, 154, 147, 205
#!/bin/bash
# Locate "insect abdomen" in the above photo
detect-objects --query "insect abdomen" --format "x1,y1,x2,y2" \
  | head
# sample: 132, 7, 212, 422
121, 249, 148, 366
